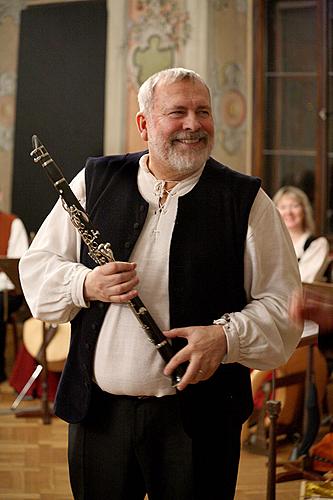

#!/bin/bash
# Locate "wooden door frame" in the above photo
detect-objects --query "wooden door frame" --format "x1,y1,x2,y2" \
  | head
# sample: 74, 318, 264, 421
252, 0, 328, 235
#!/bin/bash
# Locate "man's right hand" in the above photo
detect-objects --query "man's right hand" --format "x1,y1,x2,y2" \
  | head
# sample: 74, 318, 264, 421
83, 261, 139, 303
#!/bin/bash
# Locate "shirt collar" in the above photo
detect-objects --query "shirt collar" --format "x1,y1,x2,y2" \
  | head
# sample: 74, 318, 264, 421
137, 153, 205, 206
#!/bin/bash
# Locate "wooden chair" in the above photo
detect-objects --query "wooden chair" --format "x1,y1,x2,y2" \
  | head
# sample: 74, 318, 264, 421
262, 283, 333, 500
242, 344, 328, 453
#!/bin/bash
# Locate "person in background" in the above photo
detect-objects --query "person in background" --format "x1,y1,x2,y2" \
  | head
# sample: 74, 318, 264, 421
273, 185, 330, 283
292, 279, 333, 373
290, 286, 333, 334
247, 186, 330, 427
19, 68, 302, 500
0, 188, 29, 382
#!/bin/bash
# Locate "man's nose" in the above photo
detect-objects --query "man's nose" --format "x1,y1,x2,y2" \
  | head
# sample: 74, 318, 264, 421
182, 112, 201, 130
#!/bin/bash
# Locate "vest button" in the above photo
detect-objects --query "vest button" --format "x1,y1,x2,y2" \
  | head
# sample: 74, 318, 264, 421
133, 222, 139, 229
124, 241, 131, 249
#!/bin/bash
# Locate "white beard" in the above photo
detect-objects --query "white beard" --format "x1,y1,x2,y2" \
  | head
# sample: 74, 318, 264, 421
150, 132, 213, 175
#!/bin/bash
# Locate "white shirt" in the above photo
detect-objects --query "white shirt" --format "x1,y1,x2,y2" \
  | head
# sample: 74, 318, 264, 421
19, 157, 302, 395
0, 217, 29, 291
293, 231, 330, 283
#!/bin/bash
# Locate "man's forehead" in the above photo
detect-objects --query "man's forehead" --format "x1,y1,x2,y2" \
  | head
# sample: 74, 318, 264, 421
154, 79, 211, 105
155, 78, 207, 92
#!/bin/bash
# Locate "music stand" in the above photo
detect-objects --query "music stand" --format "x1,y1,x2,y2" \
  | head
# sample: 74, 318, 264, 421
266, 321, 322, 499
0, 257, 52, 424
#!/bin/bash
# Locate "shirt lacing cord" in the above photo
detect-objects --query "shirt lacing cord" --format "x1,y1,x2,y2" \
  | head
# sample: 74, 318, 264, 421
153, 180, 178, 214
153, 180, 166, 198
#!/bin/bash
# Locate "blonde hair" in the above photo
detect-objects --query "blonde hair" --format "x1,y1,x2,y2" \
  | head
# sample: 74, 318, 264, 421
273, 185, 315, 233
137, 67, 211, 114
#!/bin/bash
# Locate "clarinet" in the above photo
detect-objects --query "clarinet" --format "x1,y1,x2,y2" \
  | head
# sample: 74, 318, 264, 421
30, 135, 186, 387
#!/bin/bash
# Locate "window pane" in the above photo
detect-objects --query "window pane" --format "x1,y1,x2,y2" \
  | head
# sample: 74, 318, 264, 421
329, 76, 333, 155
329, 0, 333, 73
263, 154, 315, 204
326, 1, 333, 233
266, 77, 317, 150
326, 159, 333, 233
267, 2, 317, 72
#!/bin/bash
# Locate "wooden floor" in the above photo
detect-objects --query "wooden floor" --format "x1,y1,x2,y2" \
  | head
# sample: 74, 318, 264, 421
0, 379, 307, 500
0, 334, 321, 500
0, 381, 70, 499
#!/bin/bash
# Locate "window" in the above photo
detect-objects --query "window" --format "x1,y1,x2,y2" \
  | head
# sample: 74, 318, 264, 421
253, 0, 332, 236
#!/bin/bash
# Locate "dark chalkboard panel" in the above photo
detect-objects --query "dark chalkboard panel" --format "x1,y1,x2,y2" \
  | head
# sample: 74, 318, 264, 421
12, 0, 106, 234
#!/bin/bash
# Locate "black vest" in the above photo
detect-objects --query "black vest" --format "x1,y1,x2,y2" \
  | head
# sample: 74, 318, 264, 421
54, 152, 261, 428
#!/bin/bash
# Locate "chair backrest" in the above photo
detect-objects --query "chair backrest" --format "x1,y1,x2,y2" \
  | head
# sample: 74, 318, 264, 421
322, 254, 333, 283
303, 281, 333, 374
302, 281, 333, 305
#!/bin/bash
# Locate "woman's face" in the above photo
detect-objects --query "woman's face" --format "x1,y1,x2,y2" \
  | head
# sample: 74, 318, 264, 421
276, 194, 305, 232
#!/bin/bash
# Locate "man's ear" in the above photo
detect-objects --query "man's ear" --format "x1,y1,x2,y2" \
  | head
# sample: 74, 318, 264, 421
136, 112, 148, 142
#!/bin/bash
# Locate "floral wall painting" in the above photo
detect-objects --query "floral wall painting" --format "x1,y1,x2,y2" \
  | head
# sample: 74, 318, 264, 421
212, 0, 247, 13
212, 62, 247, 155
133, 34, 174, 86
128, 0, 190, 89
0, 0, 24, 25
0, 72, 16, 152
0, 0, 22, 153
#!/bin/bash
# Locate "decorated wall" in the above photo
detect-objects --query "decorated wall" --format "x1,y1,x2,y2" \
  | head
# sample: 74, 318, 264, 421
0, 0, 253, 212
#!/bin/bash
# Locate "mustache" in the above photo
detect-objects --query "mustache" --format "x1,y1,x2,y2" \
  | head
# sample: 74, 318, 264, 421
170, 132, 208, 141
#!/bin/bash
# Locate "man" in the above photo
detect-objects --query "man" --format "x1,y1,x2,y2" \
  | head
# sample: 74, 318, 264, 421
19, 68, 302, 500
0, 190, 29, 382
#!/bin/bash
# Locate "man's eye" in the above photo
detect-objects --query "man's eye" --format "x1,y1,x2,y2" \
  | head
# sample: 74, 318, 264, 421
170, 111, 184, 116
198, 110, 210, 117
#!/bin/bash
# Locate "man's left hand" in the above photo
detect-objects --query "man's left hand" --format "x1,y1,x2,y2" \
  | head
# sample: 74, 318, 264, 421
163, 324, 227, 390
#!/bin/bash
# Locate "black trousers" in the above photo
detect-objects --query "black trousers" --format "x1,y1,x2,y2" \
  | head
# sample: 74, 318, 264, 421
68, 384, 242, 500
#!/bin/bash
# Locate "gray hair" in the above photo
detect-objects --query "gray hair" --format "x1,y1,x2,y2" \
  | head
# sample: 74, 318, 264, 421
273, 185, 315, 233
137, 67, 211, 114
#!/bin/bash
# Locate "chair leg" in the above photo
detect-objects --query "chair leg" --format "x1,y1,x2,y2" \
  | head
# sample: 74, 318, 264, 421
11, 317, 19, 357
5, 315, 20, 371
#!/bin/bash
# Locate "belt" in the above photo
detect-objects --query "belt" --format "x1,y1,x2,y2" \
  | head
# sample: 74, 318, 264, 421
115, 394, 157, 400
110, 393, 175, 401
93, 383, 174, 401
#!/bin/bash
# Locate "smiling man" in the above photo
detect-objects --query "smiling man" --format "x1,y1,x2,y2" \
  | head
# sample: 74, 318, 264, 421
19, 68, 302, 500
136, 73, 214, 179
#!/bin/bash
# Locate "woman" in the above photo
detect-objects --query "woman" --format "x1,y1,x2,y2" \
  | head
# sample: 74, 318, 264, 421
273, 186, 330, 283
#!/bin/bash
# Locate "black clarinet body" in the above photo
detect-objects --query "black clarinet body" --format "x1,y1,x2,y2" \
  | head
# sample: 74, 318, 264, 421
30, 135, 185, 387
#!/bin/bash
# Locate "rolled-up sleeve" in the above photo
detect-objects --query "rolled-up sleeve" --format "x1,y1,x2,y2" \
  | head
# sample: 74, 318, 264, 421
223, 188, 303, 370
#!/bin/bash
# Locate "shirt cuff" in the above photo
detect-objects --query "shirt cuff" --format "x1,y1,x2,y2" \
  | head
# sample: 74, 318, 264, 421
71, 264, 91, 308
220, 316, 240, 364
